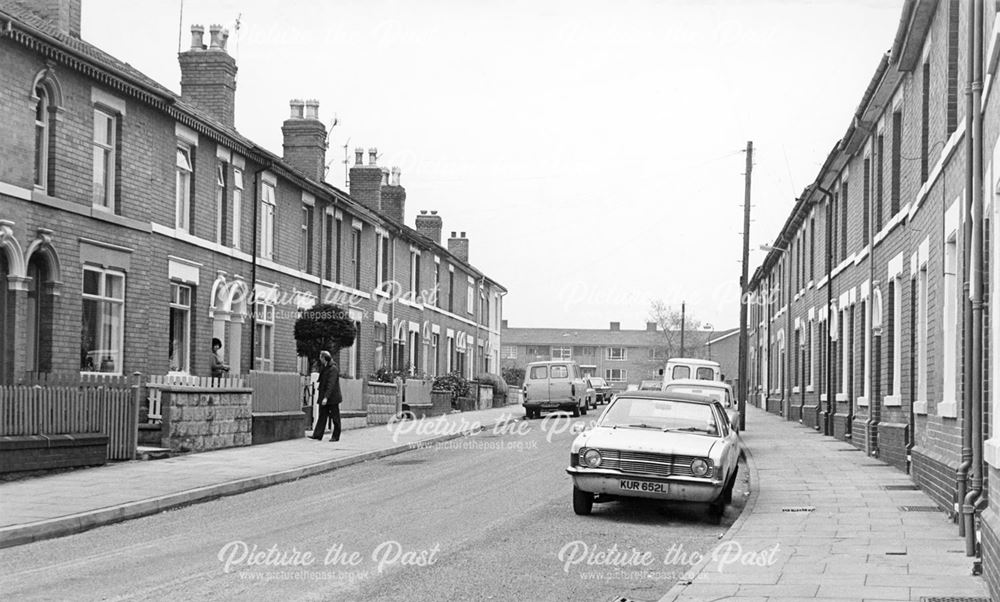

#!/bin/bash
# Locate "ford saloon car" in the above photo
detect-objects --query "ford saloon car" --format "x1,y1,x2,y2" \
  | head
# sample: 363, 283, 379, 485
566, 391, 741, 520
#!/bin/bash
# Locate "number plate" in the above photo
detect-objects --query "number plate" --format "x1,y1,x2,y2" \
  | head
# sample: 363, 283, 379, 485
619, 479, 668, 494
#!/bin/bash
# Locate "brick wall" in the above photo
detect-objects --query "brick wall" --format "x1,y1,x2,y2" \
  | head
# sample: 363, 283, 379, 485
159, 386, 253, 451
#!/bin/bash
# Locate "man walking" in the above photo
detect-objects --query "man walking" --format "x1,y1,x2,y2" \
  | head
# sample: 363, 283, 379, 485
310, 350, 343, 442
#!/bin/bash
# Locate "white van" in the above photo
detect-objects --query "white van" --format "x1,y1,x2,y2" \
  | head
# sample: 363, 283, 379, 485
660, 357, 721, 388
522, 360, 591, 419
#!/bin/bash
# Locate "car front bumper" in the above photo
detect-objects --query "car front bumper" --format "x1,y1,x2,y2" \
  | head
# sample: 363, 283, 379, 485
566, 467, 723, 502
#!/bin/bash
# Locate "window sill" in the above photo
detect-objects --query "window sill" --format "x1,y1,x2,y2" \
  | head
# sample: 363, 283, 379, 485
913, 400, 928, 415
938, 399, 958, 418
857, 396, 869, 407
986, 438, 1000, 468
792, 386, 801, 394
884, 394, 902, 407
835, 393, 848, 402
805, 385, 814, 393
820, 394, 827, 402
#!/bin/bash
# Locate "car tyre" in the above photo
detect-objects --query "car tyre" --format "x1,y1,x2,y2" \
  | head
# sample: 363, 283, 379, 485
572, 404, 581, 418
708, 495, 726, 523
581, 404, 588, 416
722, 468, 737, 505
573, 486, 594, 515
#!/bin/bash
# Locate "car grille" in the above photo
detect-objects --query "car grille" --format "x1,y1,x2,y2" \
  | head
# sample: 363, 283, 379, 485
584, 449, 713, 478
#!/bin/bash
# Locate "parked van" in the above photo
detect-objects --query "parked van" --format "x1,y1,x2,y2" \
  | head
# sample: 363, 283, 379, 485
522, 360, 591, 419
660, 358, 721, 388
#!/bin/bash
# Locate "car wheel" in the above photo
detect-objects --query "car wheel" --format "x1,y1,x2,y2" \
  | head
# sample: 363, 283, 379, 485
708, 495, 726, 523
581, 404, 588, 416
524, 410, 532, 420
573, 486, 594, 515
572, 404, 581, 418
722, 468, 737, 505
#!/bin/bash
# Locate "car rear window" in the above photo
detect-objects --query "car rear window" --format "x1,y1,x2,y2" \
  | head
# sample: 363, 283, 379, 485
550, 365, 569, 379
672, 366, 691, 379
529, 366, 547, 380
666, 385, 724, 405
696, 367, 716, 380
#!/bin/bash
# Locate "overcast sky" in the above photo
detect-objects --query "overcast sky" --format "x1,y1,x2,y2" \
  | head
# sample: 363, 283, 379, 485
82, 0, 904, 331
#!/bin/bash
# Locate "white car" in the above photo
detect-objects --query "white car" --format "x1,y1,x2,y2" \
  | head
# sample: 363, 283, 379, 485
663, 379, 740, 433
566, 391, 741, 521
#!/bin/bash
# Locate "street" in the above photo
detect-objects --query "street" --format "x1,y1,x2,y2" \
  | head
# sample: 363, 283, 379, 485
0, 416, 748, 602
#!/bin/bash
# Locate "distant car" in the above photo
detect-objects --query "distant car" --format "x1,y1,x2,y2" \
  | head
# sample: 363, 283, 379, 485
587, 377, 613, 404
625, 383, 640, 392
522, 360, 590, 419
567, 391, 741, 521
638, 379, 662, 391
664, 379, 740, 433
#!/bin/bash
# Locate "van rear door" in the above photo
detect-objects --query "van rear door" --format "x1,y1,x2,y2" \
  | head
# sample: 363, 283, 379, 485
549, 363, 572, 402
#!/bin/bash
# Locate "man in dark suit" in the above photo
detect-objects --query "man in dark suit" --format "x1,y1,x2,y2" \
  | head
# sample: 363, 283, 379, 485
309, 350, 343, 442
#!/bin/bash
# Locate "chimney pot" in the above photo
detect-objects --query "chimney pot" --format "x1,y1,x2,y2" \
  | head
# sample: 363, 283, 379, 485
355, 147, 364, 165
304, 99, 319, 120
289, 99, 304, 119
646, 321, 657, 332
220, 28, 230, 51
430, 210, 438, 215
381, 168, 390, 186
190, 24, 205, 49
209, 24, 223, 49
390, 166, 401, 186
368, 148, 378, 166
460, 231, 466, 238
451, 232, 457, 238
420, 210, 428, 215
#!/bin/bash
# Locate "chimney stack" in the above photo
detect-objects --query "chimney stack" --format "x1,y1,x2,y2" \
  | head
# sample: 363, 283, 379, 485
415, 210, 443, 244
178, 24, 238, 127
349, 146, 383, 212
380, 167, 406, 224
447, 231, 469, 263
610, 322, 621, 331
34, 0, 81, 38
281, 98, 327, 182
646, 322, 657, 332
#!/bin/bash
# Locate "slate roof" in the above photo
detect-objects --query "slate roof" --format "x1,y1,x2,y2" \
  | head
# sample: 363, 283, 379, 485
502, 326, 738, 348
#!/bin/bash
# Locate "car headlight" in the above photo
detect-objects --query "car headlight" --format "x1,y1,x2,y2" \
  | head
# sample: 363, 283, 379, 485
691, 458, 710, 477
582, 448, 602, 468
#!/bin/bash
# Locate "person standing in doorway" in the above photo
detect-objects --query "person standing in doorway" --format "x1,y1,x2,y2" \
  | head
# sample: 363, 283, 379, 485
210, 338, 230, 378
310, 350, 343, 442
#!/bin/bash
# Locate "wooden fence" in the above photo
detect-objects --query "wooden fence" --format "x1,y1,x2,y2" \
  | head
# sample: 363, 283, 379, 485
248, 371, 304, 413
1, 372, 139, 460
146, 374, 245, 421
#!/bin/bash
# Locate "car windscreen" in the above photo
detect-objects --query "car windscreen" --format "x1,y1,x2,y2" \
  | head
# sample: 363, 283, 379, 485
550, 365, 569, 378
696, 367, 716, 380
590, 378, 606, 386
529, 366, 547, 380
599, 397, 718, 434
671, 366, 691, 380
666, 385, 726, 406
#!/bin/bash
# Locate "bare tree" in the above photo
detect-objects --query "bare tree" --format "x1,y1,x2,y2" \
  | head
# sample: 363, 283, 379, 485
648, 300, 704, 360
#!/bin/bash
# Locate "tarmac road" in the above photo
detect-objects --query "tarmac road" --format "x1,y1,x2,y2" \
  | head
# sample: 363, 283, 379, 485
0, 414, 748, 602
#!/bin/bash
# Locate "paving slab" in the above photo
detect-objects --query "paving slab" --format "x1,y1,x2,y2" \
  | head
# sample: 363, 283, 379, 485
658, 405, 990, 602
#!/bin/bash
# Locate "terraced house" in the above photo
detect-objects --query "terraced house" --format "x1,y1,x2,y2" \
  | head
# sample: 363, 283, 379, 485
745, 0, 1000, 590
0, 0, 505, 390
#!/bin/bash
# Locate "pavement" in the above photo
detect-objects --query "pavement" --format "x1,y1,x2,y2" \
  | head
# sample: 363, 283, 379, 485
659, 404, 991, 602
0, 405, 520, 549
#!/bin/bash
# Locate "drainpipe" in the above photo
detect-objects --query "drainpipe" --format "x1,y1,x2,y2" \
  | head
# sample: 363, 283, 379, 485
957, 0, 976, 540
817, 185, 835, 435
964, 0, 984, 558
786, 249, 792, 419
247, 166, 269, 373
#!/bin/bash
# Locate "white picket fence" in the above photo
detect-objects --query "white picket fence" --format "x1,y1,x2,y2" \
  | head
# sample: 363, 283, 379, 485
146, 374, 245, 422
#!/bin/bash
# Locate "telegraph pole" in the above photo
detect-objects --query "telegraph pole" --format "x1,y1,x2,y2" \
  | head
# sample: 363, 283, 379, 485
737, 141, 753, 431
680, 301, 686, 357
